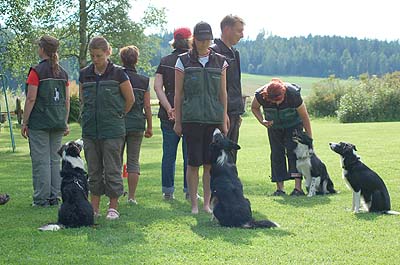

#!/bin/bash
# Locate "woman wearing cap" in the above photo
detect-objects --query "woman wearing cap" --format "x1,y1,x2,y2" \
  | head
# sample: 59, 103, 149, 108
174, 21, 228, 214
154, 27, 192, 201
251, 78, 312, 196
21, 35, 70, 207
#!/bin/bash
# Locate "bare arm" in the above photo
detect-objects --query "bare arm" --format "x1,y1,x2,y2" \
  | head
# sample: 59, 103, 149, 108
21, 84, 38, 139
173, 69, 184, 136
297, 103, 312, 138
154, 73, 174, 120
120, 80, 134, 114
219, 68, 228, 135
251, 97, 271, 128
144, 91, 153, 138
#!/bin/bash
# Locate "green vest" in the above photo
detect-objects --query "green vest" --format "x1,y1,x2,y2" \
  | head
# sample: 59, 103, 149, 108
124, 68, 149, 132
263, 107, 302, 129
81, 80, 125, 139
179, 51, 225, 124
28, 61, 68, 130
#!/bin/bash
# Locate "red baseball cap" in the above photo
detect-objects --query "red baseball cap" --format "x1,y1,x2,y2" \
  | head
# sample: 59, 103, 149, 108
173, 27, 192, 40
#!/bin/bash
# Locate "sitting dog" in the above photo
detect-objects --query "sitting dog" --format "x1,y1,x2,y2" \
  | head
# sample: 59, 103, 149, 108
329, 142, 398, 214
210, 128, 278, 228
293, 130, 336, 197
39, 139, 94, 231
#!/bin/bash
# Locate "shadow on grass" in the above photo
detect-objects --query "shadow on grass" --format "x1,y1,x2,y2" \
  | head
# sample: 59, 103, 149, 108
190, 210, 293, 245
272, 193, 334, 207
354, 211, 383, 221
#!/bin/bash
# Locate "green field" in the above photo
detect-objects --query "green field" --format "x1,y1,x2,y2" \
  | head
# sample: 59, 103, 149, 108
1, 117, 400, 264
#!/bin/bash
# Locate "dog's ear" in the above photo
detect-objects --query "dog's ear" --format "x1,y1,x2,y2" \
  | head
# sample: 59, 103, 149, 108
233, 142, 241, 150
57, 144, 67, 157
352, 144, 357, 151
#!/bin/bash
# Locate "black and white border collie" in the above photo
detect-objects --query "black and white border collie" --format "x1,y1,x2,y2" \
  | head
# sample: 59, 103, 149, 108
39, 139, 94, 231
209, 128, 279, 228
292, 130, 336, 197
329, 142, 398, 214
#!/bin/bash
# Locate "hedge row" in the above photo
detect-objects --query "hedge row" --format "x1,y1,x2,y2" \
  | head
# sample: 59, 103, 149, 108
305, 72, 400, 123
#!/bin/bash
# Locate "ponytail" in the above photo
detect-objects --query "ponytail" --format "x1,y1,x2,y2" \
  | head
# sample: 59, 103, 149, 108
49, 52, 60, 76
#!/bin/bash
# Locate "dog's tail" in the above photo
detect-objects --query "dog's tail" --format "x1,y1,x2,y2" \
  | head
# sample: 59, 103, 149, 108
243, 219, 280, 229
383, 210, 400, 215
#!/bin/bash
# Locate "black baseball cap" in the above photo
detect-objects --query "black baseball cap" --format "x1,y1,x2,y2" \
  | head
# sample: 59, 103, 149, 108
193, 21, 213, 41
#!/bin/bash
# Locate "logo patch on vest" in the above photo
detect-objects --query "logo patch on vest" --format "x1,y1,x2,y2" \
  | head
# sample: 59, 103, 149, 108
53, 88, 60, 102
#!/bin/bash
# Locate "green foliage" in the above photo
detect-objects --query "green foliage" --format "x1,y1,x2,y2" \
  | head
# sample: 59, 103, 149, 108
2, 119, 400, 264
68, 95, 80, 123
236, 34, 400, 78
305, 75, 348, 117
337, 72, 400, 123
0, 0, 166, 80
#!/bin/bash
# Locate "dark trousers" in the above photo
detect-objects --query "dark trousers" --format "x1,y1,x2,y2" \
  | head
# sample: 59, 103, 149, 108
267, 125, 302, 182
227, 114, 242, 163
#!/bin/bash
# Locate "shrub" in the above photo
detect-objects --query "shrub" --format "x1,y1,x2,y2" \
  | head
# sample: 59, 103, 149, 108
68, 95, 81, 123
305, 76, 347, 117
337, 72, 400, 123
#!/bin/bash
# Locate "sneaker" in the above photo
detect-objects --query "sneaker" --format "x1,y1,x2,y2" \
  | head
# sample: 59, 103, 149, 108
106, 208, 120, 220
290, 189, 306, 196
127, 198, 137, 205
163, 193, 175, 200
272, 190, 286, 196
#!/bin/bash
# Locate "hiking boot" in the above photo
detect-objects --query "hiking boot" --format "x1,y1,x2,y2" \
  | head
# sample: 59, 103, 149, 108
290, 189, 306, 196
272, 190, 286, 196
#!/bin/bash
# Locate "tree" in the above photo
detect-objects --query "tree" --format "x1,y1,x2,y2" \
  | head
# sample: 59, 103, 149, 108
0, 0, 166, 83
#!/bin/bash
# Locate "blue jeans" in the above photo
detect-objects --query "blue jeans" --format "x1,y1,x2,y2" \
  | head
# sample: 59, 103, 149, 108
161, 120, 188, 194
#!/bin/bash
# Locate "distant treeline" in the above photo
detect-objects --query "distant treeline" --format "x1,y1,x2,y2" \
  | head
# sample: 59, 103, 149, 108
153, 31, 400, 78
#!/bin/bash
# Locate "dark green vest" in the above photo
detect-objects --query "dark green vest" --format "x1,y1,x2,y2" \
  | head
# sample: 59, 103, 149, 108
124, 68, 149, 132
81, 80, 125, 139
28, 60, 68, 130
179, 51, 226, 124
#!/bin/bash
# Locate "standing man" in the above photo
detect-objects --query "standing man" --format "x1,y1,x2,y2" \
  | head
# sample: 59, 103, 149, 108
210, 15, 245, 163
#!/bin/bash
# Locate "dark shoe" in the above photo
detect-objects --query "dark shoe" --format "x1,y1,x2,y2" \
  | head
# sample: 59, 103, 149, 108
32, 201, 50, 207
272, 190, 286, 196
0, 194, 10, 205
49, 198, 60, 206
163, 193, 175, 200
290, 189, 306, 196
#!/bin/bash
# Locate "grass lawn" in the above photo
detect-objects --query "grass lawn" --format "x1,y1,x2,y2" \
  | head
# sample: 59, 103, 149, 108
1, 116, 400, 264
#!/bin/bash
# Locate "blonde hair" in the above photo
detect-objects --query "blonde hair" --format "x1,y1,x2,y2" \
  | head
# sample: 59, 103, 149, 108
88, 36, 111, 54
119, 45, 139, 68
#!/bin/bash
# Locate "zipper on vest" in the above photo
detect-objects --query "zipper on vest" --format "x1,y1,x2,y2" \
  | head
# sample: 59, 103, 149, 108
95, 74, 100, 138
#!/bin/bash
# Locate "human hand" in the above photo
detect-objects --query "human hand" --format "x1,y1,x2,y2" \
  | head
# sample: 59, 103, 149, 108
144, 128, 153, 138
262, 119, 274, 128
21, 124, 29, 139
173, 122, 182, 137
63, 124, 70, 136
167, 108, 175, 121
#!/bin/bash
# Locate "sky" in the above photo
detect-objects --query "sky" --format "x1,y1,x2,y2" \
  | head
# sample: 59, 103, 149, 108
129, 0, 399, 41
